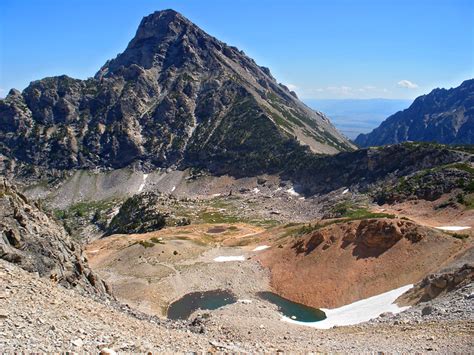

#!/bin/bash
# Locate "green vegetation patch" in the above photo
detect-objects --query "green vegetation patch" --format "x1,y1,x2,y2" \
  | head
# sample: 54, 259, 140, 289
150, 237, 165, 244
448, 162, 474, 175
199, 211, 241, 224
248, 219, 281, 228
288, 207, 396, 238
450, 144, 474, 154
54, 199, 117, 220
330, 201, 396, 219
450, 233, 470, 240
53, 198, 120, 238
457, 193, 474, 209
342, 208, 396, 219
138, 240, 155, 248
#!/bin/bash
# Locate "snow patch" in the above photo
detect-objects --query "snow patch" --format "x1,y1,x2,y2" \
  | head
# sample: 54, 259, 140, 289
211, 193, 222, 197
287, 187, 300, 197
435, 226, 471, 231
137, 173, 148, 193
109, 206, 120, 218
171, 186, 176, 192
342, 188, 349, 195
282, 284, 412, 329
252, 188, 260, 194
252, 245, 270, 251
213, 256, 245, 262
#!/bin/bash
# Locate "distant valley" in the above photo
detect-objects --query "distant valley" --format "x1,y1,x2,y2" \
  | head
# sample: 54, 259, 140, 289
305, 98, 412, 139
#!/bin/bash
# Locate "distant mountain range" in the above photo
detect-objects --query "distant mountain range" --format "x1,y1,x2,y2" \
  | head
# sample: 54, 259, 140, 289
355, 79, 474, 147
305, 99, 412, 139
0, 9, 354, 178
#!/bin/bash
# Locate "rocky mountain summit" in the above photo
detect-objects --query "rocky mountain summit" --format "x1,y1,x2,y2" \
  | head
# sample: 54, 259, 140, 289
0, 178, 109, 296
0, 9, 354, 177
355, 79, 474, 147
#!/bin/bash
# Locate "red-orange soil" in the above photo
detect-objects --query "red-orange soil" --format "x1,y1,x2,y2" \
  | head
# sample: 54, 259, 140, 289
258, 218, 470, 309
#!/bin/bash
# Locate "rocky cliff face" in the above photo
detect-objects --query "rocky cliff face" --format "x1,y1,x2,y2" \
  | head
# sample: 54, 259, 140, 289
0, 9, 354, 177
286, 142, 471, 195
355, 79, 474, 147
372, 162, 474, 204
0, 178, 109, 296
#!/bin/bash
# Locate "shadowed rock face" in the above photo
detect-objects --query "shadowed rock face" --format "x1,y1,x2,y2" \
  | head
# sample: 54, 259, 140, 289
105, 192, 167, 236
0, 178, 109, 296
285, 142, 469, 196
355, 79, 474, 147
0, 9, 354, 176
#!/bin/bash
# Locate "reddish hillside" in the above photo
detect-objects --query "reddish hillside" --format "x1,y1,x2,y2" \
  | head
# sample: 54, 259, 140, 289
258, 219, 468, 308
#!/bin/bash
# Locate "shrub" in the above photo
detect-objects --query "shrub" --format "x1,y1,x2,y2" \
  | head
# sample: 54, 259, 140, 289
138, 240, 155, 248
451, 233, 469, 240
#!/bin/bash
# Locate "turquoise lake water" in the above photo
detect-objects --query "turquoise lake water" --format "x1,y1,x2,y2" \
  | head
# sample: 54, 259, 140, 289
167, 290, 237, 320
257, 291, 326, 322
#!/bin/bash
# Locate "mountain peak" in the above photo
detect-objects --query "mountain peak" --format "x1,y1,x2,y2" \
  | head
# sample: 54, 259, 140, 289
1, 9, 354, 174
95, 9, 206, 77
133, 9, 190, 41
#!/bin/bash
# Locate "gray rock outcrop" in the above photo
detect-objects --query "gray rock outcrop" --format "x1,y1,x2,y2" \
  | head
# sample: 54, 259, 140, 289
0, 178, 109, 296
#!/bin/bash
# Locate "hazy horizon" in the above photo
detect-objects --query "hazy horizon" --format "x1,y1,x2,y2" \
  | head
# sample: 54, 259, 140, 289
305, 98, 412, 139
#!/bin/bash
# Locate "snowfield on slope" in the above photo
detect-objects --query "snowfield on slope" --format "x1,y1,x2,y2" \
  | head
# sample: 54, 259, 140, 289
137, 173, 148, 192
213, 256, 246, 262
282, 284, 413, 329
252, 245, 270, 251
435, 226, 471, 231
286, 187, 300, 197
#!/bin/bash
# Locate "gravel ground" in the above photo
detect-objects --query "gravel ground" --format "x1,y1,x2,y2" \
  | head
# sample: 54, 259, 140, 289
1, 259, 472, 353
374, 282, 474, 324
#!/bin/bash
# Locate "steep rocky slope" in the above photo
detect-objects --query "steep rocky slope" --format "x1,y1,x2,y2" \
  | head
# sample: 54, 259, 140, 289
0, 178, 108, 296
288, 142, 471, 195
0, 9, 353, 177
355, 79, 474, 146
6, 142, 471, 205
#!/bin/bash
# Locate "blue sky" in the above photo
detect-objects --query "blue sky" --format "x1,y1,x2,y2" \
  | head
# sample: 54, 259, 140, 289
1, 0, 473, 99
